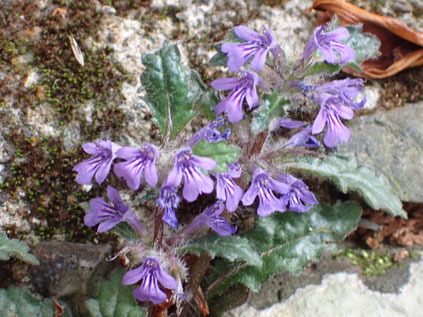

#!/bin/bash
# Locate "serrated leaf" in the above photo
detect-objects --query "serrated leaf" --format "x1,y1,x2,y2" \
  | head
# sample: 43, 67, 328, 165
251, 91, 288, 133
192, 140, 241, 173
140, 41, 202, 140
208, 201, 361, 294
175, 235, 262, 267
0, 286, 72, 317
284, 155, 406, 218
0, 232, 39, 265
85, 268, 147, 317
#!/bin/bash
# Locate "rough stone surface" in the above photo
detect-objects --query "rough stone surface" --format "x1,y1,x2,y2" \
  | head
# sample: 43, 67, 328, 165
336, 102, 423, 203
29, 241, 113, 299
228, 254, 423, 317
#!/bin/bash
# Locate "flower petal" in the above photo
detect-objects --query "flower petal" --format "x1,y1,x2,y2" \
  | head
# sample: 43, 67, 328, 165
251, 48, 267, 72
234, 25, 263, 42
122, 266, 145, 285
211, 77, 240, 90
97, 217, 122, 232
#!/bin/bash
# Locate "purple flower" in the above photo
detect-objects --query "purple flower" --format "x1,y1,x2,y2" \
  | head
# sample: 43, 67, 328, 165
222, 25, 278, 72
157, 185, 180, 229
114, 143, 158, 191
184, 200, 237, 236
84, 185, 146, 235
185, 117, 230, 147
213, 163, 244, 212
278, 174, 318, 212
315, 78, 366, 110
312, 94, 354, 148
303, 23, 355, 65
167, 148, 217, 202
274, 118, 319, 148
286, 126, 319, 148
122, 257, 177, 304
73, 140, 120, 185
211, 71, 263, 123
276, 118, 306, 129
242, 167, 290, 216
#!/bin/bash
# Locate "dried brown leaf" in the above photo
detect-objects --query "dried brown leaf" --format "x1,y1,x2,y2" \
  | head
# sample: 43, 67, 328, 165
68, 35, 84, 67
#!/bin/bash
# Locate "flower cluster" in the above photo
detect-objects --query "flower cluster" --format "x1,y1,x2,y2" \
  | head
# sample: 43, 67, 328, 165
72, 20, 366, 307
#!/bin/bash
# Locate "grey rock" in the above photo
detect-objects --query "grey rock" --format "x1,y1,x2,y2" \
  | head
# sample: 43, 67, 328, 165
29, 241, 113, 299
336, 102, 423, 203
409, 0, 423, 9
228, 252, 423, 317
392, 0, 413, 12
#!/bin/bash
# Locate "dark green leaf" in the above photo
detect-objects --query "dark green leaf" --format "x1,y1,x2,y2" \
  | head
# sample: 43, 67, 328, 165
0, 286, 72, 317
209, 44, 228, 67
85, 268, 147, 317
175, 235, 262, 267
251, 91, 288, 133
192, 140, 241, 173
140, 41, 202, 139
208, 201, 362, 294
284, 155, 406, 218
194, 90, 218, 120
0, 232, 39, 265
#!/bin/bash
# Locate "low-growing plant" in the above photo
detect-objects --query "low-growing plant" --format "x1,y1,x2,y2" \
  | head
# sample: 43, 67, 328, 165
72, 18, 405, 316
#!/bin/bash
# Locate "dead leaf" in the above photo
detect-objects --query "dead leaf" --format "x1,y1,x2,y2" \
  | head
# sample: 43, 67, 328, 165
68, 35, 85, 67
193, 286, 210, 316
312, 0, 423, 78
52, 298, 64, 317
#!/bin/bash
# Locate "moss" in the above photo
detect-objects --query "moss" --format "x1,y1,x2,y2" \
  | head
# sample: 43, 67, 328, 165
0, 131, 120, 242
334, 248, 417, 276
0, 0, 134, 242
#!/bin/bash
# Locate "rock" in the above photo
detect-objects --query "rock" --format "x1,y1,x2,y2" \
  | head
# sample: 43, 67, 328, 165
29, 241, 113, 299
361, 84, 382, 110
336, 102, 423, 203
228, 252, 423, 317
392, 0, 413, 13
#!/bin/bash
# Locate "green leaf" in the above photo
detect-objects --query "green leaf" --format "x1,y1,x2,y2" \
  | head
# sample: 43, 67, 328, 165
140, 41, 202, 140
110, 222, 138, 241
175, 235, 262, 267
304, 62, 341, 76
208, 201, 362, 294
344, 24, 381, 68
134, 189, 157, 205
209, 44, 228, 67
284, 155, 406, 218
85, 268, 147, 317
192, 140, 241, 173
251, 91, 288, 133
0, 286, 72, 317
0, 232, 39, 265
194, 90, 218, 120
